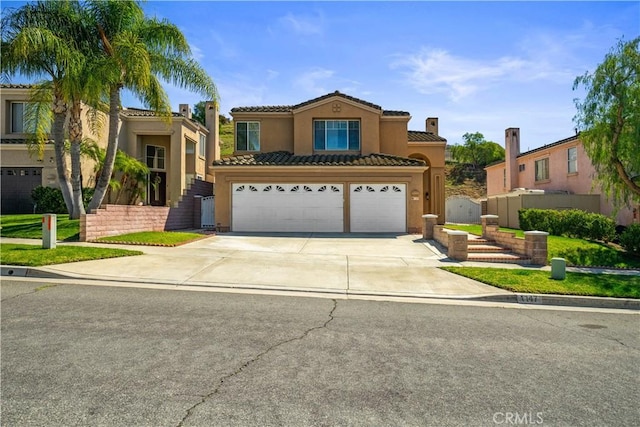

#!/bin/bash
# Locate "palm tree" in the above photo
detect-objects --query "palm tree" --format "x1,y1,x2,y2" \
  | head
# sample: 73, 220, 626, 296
1, 0, 87, 216
85, 0, 218, 211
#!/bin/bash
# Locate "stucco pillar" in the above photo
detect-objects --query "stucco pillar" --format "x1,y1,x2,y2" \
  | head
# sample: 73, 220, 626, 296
422, 214, 438, 239
524, 231, 549, 265
481, 214, 499, 239
447, 230, 468, 261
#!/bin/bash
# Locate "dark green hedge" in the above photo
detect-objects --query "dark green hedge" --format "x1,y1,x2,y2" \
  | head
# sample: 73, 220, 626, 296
518, 208, 616, 242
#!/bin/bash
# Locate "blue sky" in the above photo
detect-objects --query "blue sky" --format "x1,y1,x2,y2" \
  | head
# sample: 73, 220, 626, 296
4, 1, 639, 150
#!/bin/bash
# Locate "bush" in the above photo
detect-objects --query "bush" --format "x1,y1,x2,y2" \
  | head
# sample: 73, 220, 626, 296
619, 224, 640, 255
31, 186, 95, 214
518, 208, 616, 242
31, 186, 67, 214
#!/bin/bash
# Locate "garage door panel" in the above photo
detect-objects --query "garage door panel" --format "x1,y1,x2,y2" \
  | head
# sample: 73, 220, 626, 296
350, 184, 406, 233
232, 183, 343, 232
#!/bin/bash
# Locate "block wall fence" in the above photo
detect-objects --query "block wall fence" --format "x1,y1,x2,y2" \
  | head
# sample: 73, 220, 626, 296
80, 179, 213, 241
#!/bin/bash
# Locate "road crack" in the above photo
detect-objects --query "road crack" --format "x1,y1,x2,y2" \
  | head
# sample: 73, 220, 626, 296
176, 298, 338, 427
1, 283, 61, 302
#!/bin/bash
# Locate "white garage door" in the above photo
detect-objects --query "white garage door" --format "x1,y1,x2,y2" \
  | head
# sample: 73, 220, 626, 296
232, 183, 343, 232
350, 184, 406, 232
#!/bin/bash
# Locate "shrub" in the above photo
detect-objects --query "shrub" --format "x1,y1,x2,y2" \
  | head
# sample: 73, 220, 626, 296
518, 208, 616, 242
619, 224, 640, 255
31, 186, 95, 214
31, 186, 67, 214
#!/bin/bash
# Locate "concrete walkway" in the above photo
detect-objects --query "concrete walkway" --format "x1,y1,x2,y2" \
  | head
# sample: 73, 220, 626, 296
2, 233, 639, 310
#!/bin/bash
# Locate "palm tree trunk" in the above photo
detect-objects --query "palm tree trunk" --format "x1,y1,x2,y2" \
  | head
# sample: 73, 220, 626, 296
51, 95, 74, 216
88, 84, 121, 211
68, 100, 86, 219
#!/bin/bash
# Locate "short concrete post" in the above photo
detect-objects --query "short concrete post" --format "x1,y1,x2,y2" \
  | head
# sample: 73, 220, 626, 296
447, 230, 468, 261
524, 231, 549, 265
422, 214, 438, 239
480, 214, 499, 239
551, 257, 566, 280
42, 213, 57, 249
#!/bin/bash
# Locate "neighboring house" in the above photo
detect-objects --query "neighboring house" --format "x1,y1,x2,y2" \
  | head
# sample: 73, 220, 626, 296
0, 84, 219, 213
212, 91, 446, 233
117, 102, 219, 207
1, 84, 105, 214
485, 128, 637, 226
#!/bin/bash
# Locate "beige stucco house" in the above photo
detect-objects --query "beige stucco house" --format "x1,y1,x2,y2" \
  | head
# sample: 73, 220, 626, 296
212, 91, 446, 233
1, 83, 219, 213
485, 128, 637, 226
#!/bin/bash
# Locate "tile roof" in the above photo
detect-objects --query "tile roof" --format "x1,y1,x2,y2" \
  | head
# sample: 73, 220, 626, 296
516, 134, 579, 158
213, 151, 426, 167
0, 83, 33, 89
1, 138, 53, 144
120, 107, 186, 118
408, 130, 447, 142
230, 91, 409, 116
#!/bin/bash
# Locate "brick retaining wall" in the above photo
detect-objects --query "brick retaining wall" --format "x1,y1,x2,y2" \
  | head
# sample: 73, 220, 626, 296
80, 179, 213, 241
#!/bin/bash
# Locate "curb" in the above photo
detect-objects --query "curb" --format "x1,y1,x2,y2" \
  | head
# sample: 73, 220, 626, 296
2, 265, 638, 311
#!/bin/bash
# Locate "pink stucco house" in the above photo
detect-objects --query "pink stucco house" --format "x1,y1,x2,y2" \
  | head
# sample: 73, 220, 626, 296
485, 128, 638, 226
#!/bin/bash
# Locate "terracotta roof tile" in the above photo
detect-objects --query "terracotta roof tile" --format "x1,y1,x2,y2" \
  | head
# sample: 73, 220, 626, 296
120, 107, 185, 118
213, 151, 426, 167
231, 91, 407, 115
408, 130, 446, 142
0, 83, 33, 89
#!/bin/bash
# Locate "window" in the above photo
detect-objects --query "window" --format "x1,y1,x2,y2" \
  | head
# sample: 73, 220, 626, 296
519, 164, 526, 172
146, 145, 165, 170
314, 120, 360, 151
236, 122, 260, 151
535, 158, 549, 182
11, 102, 26, 133
199, 134, 206, 157
567, 147, 577, 173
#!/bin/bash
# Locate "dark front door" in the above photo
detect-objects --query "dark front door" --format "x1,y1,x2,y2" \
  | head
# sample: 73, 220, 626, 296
148, 171, 167, 206
1, 167, 43, 214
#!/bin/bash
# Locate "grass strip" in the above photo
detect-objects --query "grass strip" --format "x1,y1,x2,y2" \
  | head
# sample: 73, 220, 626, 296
441, 267, 640, 299
95, 231, 205, 246
1, 214, 80, 241
444, 224, 640, 268
0, 243, 143, 267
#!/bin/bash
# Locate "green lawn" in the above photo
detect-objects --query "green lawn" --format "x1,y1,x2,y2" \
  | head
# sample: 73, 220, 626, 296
445, 224, 640, 268
441, 267, 640, 299
1, 214, 80, 241
220, 122, 234, 156
95, 231, 204, 246
0, 243, 142, 267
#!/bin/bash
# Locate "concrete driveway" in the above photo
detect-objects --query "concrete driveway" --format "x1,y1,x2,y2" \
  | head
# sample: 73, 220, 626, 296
20, 233, 511, 298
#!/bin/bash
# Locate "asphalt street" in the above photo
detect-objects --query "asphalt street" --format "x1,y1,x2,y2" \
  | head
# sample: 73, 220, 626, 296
1, 279, 638, 426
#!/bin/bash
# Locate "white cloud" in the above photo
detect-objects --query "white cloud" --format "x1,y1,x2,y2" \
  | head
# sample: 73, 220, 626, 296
278, 12, 324, 36
190, 44, 204, 62
391, 48, 572, 101
266, 69, 280, 81
294, 68, 335, 95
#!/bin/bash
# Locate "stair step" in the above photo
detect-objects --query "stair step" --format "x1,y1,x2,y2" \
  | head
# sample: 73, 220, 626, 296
468, 244, 510, 253
467, 253, 532, 265
467, 238, 494, 245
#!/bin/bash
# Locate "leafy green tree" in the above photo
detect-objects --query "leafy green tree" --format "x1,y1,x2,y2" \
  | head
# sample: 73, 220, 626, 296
573, 37, 640, 208
1, 0, 89, 216
193, 100, 229, 126
450, 132, 505, 169
86, 0, 219, 212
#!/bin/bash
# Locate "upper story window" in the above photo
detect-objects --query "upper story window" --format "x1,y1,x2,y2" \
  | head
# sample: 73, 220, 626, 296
236, 121, 260, 151
535, 158, 549, 182
11, 102, 31, 133
567, 147, 577, 173
314, 120, 360, 151
146, 145, 165, 170
199, 134, 206, 157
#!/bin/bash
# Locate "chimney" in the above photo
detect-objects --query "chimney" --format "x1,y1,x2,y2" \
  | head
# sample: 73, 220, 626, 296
426, 117, 438, 135
504, 127, 520, 191
179, 103, 192, 119
205, 101, 220, 162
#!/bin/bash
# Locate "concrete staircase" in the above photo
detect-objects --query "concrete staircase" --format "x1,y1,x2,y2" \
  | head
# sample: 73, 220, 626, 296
466, 235, 532, 265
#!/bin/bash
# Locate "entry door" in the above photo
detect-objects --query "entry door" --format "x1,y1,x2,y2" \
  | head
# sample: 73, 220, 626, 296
148, 171, 167, 206
350, 184, 406, 232
232, 183, 343, 232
